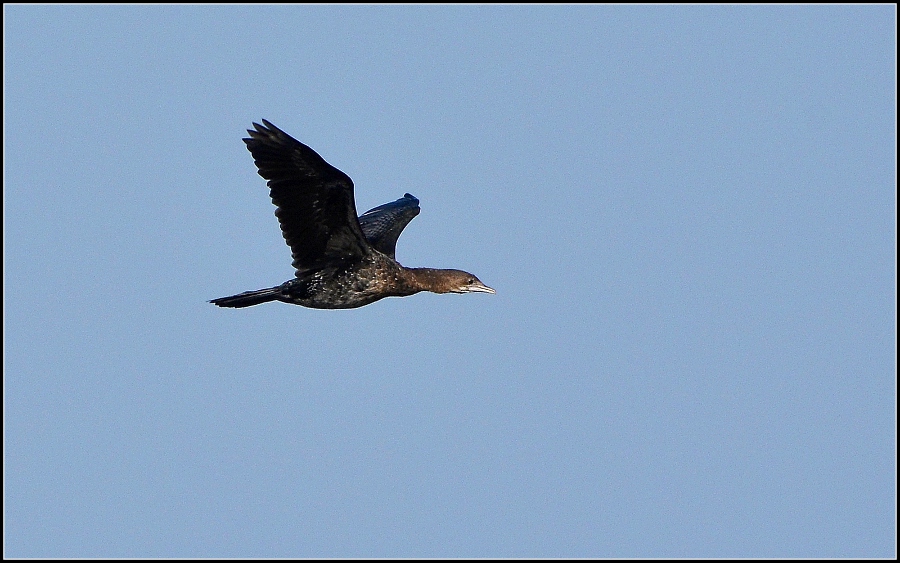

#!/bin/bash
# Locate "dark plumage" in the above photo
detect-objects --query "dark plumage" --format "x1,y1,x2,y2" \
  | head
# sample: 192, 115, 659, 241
211, 120, 495, 309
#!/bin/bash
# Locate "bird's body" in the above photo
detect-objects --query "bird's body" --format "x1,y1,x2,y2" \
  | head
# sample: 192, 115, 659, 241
211, 120, 494, 309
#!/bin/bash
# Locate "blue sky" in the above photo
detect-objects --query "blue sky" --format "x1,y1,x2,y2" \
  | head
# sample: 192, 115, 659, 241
4, 5, 896, 558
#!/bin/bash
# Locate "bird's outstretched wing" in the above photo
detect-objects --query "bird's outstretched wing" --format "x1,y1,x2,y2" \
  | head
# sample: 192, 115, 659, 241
243, 120, 371, 276
358, 193, 420, 259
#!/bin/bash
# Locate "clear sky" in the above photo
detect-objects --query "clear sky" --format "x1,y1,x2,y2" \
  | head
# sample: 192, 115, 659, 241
4, 4, 896, 558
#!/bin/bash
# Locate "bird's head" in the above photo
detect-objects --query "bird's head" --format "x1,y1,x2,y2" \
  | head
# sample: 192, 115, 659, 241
436, 269, 496, 295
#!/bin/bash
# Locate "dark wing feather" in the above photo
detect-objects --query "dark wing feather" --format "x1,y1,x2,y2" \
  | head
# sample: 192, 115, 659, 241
358, 193, 420, 258
243, 120, 371, 276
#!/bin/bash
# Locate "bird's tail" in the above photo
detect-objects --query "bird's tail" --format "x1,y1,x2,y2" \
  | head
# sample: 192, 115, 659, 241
210, 286, 281, 308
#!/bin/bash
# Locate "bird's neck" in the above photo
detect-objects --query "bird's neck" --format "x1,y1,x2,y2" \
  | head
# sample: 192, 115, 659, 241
405, 267, 457, 294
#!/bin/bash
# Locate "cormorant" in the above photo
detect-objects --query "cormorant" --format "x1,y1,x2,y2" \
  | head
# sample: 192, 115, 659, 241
210, 120, 495, 309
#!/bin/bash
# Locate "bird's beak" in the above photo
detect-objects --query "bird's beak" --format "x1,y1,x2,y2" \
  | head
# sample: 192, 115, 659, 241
466, 282, 496, 294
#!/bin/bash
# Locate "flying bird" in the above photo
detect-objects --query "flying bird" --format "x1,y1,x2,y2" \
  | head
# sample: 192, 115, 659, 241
211, 120, 495, 309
